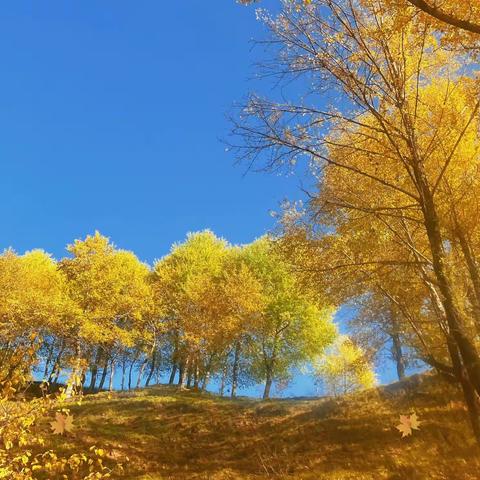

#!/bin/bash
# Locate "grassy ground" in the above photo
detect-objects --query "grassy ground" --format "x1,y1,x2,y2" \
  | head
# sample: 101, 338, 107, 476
46, 374, 479, 479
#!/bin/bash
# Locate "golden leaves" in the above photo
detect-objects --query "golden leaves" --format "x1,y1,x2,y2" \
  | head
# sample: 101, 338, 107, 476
50, 412, 74, 435
396, 412, 421, 437
313, 335, 376, 395
1, 383, 123, 479
60, 231, 152, 348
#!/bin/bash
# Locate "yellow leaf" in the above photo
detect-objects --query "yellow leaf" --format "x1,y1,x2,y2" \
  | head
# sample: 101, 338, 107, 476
50, 412, 74, 435
396, 412, 421, 438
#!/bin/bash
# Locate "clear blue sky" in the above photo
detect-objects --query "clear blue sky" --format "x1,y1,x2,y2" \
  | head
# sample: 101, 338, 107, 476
1, 1, 406, 395
0, 0, 292, 264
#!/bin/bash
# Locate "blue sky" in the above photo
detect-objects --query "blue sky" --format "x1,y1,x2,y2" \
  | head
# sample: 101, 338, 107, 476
1, 1, 405, 395
0, 0, 291, 264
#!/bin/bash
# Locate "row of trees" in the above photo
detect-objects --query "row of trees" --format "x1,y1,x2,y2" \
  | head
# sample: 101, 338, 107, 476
1, 230, 358, 399
233, 0, 480, 439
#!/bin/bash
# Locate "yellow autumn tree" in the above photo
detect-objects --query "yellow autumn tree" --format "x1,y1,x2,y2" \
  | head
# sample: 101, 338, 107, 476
0, 249, 74, 391
233, 0, 480, 439
152, 230, 230, 388
60, 231, 151, 392
204, 245, 265, 395
314, 335, 376, 396
241, 237, 337, 398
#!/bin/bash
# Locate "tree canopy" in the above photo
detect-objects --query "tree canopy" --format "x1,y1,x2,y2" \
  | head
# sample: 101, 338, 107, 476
233, 0, 480, 441
1, 231, 339, 400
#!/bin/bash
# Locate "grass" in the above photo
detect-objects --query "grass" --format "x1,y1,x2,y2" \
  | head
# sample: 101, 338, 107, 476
45, 374, 479, 479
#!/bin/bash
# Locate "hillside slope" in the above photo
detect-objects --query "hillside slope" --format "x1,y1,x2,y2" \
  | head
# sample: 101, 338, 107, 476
49, 374, 479, 479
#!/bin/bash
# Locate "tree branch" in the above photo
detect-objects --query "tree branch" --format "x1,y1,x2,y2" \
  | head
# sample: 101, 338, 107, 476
407, 0, 480, 34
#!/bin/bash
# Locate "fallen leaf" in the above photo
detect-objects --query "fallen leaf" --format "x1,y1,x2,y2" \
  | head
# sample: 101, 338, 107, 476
396, 412, 421, 438
50, 412, 74, 435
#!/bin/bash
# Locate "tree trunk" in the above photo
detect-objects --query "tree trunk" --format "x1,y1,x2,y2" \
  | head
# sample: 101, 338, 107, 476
128, 361, 134, 390
80, 366, 87, 389
193, 362, 200, 390
145, 349, 157, 387
220, 358, 228, 396
169, 339, 179, 384
89, 349, 101, 391
391, 332, 406, 380
53, 367, 61, 385
263, 373, 273, 399
456, 227, 480, 329
98, 357, 109, 391
136, 358, 148, 389
262, 335, 278, 400
178, 363, 185, 387
459, 373, 480, 443
178, 357, 188, 388
108, 360, 115, 392
177, 363, 185, 387
65, 341, 82, 398
231, 341, 241, 398
201, 371, 210, 391
89, 365, 98, 391
169, 364, 177, 385
446, 336, 480, 442
43, 341, 55, 379
121, 357, 126, 391
415, 167, 480, 394
200, 354, 214, 392
49, 342, 65, 384
186, 356, 194, 388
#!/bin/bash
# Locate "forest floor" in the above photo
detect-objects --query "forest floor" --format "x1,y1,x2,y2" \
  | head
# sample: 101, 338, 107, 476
45, 373, 480, 480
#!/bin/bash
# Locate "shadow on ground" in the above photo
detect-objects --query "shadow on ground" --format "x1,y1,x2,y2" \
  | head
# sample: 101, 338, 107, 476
46, 375, 480, 480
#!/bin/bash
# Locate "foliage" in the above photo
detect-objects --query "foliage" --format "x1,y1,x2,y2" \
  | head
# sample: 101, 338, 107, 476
232, 0, 480, 442
0, 227, 338, 474
240, 0, 480, 43
314, 336, 377, 396
0, 377, 123, 479
60, 231, 151, 349
242, 237, 336, 397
